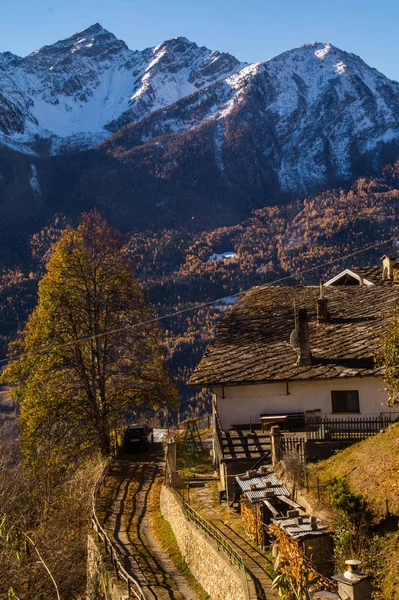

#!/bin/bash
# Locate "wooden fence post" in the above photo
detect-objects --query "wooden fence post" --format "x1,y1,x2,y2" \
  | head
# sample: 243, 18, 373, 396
271, 426, 282, 466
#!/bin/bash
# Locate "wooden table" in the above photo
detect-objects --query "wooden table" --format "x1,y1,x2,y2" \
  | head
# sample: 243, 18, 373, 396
260, 415, 289, 432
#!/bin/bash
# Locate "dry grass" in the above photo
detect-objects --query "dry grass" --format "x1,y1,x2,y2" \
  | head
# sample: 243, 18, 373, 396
306, 423, 399, 598
308, 422, 399, 518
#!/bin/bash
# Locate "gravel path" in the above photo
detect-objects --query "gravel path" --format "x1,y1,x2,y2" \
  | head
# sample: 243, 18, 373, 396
101, 449, 200, 600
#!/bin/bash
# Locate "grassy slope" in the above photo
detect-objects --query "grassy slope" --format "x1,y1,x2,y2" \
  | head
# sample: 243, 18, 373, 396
308, 423, 399, 598
309, 423, 399, 518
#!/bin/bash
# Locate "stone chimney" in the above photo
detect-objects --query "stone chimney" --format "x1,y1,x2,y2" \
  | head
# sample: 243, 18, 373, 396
332, 560, 372, 600
317, 282, 329, 323
382, 255, 395, 280
297, 308, 312, 366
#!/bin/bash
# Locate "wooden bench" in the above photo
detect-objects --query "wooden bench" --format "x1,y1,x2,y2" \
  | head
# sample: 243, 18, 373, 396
260, 412, 306, 432
260, 415, 289, 432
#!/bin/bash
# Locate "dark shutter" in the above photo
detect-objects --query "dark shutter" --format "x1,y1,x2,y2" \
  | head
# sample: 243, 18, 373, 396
331, 390, 359, 413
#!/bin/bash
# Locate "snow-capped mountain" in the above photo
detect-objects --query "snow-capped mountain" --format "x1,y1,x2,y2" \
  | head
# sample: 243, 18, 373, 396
0, 23, 244, 154
1, 26, 399, 221
104, 41, 399, 193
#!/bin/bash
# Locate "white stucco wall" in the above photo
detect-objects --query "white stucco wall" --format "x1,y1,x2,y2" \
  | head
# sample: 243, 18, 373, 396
213, 377, 397, 430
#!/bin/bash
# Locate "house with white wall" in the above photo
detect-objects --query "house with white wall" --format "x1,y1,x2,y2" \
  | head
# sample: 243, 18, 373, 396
190, 280, 399, 432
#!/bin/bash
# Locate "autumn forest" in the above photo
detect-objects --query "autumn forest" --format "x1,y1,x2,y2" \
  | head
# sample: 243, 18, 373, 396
1, 160, 399, 419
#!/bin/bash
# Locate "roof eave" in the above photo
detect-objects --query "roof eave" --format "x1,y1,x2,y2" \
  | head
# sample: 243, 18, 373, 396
324, 269, 375, 287
189, 370, 383, 388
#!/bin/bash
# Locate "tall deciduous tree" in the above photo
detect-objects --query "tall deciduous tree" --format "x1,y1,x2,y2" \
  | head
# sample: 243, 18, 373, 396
2, 211, 177, 471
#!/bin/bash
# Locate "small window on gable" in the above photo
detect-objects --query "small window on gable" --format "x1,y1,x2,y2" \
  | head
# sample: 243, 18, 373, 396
331, 390, 360, 413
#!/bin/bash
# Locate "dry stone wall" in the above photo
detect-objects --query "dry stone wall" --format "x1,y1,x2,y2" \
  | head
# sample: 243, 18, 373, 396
160, 484, 253, 600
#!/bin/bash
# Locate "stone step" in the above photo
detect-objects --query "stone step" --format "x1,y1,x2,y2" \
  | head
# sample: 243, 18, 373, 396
222, 440, 271, 447
222, 451, 272, 462
222, 433, 271, 441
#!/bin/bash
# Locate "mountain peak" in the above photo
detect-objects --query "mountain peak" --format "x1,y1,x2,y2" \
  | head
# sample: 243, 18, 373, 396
2, 24, 397, 198
24, 23, 129, 69
260, 40, 377, 84
153, 36, 197, 54
169, 36, 192, 44
0, 51, 20, 68
78, 23, 107, 36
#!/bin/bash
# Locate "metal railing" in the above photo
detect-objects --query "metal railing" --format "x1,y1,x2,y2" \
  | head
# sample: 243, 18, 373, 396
91, 463, 146, 600
183, 500, 251, 600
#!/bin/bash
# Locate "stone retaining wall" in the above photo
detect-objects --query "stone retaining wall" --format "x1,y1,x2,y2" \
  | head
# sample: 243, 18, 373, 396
160, 484, 254, 600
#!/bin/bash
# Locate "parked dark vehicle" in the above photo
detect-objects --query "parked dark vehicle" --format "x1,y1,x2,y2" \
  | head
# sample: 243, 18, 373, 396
123, 424, 153, 453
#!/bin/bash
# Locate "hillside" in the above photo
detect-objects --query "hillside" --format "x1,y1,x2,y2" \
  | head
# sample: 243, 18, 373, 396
2, 162, 399, 415
309, 423, 399, 519
2, 25, 399, 415
308, 423, 399, 598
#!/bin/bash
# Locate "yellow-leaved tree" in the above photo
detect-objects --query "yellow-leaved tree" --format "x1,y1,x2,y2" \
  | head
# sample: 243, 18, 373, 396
2, 210, 177, 477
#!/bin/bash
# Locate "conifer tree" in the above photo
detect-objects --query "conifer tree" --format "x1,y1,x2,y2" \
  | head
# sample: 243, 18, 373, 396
2, 210, 177, 472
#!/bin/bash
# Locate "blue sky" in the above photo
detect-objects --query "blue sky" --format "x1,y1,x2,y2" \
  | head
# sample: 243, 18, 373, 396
1, 0, 399, 81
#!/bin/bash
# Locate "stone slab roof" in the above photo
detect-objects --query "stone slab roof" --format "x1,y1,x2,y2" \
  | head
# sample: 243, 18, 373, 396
189, 285, 399, 386
351, 266, 386, 285
326, 266, 387, 286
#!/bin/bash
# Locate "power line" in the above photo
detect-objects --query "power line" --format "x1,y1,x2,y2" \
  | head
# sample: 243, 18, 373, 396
0, 237, 393, 366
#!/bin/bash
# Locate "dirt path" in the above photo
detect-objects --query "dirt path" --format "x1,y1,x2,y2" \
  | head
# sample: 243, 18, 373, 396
101, 450, 200, 600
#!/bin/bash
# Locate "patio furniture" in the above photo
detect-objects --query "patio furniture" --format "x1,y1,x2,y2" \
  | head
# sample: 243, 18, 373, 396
260, 414, 289, 432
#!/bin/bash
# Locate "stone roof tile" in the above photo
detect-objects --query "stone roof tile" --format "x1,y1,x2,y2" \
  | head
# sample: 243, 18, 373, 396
189, 285, 399, 386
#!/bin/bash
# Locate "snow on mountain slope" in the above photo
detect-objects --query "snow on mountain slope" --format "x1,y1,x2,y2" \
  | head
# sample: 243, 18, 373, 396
260, 43, 399, 190
105, 42, 399, 193
0, 24, 244, 154
2, 29, 399, 196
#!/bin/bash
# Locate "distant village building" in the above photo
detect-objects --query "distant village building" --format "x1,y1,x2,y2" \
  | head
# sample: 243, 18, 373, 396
208, 251, 239, 262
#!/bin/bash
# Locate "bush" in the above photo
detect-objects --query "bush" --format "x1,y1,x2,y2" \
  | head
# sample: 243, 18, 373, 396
329, 479, 371, 525
329, 479, 373, 573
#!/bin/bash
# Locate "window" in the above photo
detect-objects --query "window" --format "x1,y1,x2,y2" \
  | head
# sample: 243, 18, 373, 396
331, 390, 359, 413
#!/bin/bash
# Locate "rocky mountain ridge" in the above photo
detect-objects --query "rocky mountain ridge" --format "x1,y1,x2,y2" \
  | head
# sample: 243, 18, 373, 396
104, 40, 399, 193
1, 26, 399, 232
0, 23, 244, 154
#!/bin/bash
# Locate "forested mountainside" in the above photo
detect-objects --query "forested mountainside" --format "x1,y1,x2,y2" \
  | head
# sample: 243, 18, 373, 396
2, 162, 399, 415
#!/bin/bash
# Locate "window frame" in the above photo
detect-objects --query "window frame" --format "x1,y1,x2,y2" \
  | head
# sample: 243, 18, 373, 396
331, 390, 360, 414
